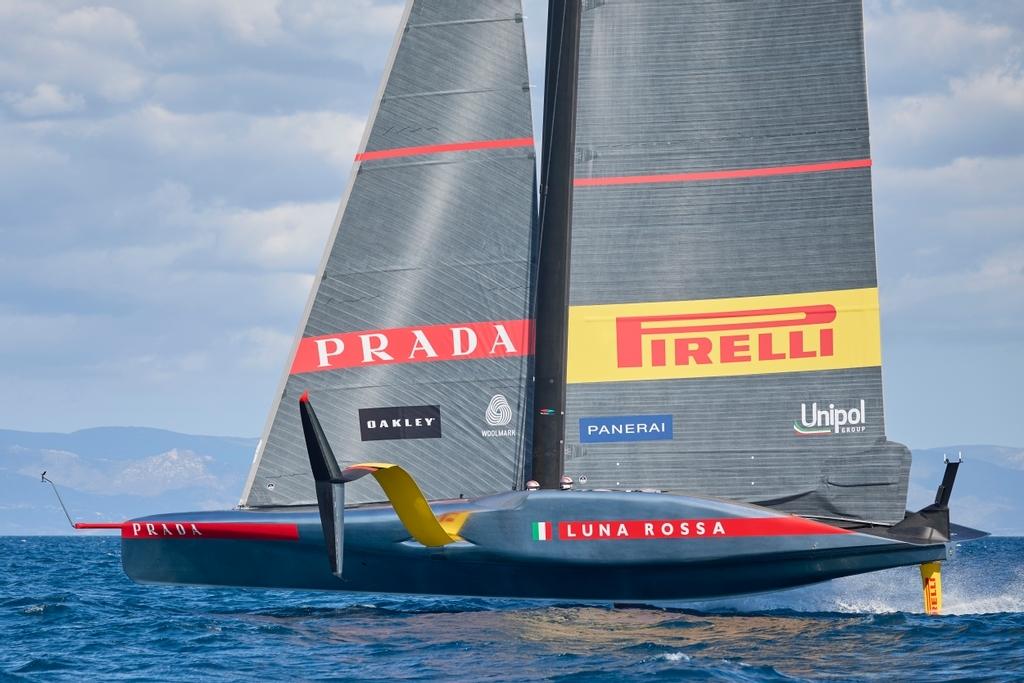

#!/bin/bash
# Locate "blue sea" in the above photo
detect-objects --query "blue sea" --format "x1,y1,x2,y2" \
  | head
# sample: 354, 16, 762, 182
1, 536, 1022, 681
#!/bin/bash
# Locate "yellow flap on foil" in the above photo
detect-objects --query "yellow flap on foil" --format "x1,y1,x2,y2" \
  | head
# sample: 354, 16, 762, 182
341, 463, 462, 547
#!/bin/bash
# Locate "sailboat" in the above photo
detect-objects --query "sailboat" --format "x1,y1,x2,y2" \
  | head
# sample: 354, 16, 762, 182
76, 0, 985, 612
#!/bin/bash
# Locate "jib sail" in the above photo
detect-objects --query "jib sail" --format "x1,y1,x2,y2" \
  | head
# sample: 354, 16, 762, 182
242, 0, 537, 507
559, 0, 910, 523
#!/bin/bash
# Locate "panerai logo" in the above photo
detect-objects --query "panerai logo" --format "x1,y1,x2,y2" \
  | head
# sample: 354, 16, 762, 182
794, 400, 867, 436
482, 394, 515, 438
359, 405, 442, 441
579, 414, 673, 444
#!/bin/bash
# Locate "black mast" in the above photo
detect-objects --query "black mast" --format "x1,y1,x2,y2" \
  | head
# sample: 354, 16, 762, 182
530, 0, 582, 489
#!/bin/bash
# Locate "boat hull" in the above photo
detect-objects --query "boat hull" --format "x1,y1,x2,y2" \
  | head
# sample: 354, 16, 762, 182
121, 490, 945, 600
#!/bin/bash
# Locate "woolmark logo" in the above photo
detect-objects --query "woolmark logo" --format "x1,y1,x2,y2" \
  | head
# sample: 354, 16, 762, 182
794, 400, 867, 436
579, 414, 673, 444
290, 319, 532, 375
485, 394, 513, 426
482, 394, 515, 438
616, 304, 835, 369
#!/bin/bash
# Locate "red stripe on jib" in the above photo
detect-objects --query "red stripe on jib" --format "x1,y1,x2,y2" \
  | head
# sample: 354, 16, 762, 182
574, 158, 872, 187
355, 137, 534, 162
290, 319, 533, 375
120, 522, 300, 541
556, 517, 851, 541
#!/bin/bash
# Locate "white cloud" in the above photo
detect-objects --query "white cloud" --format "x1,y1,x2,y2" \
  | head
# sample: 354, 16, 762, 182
880, 154, 1024, 195
865, 3, 1024, 167
865, 4, 1015, 92
229, 326, 296, 370
0, 311, 110, 355
217, 200, 338, 270
58, 105, 365, 168
247, 111, 365, 167
104, 0, 403, 62
873, 66, 1024, 157
207, 0, 283, 45
53, 6, 143, 51
875, 155, 1024, 218
92, 351, 213, 385
0, 127, 68, 178
3, 82, 84, 116
283, 0, 403, 37
884, 243, 1024, 339
0, 4, 147, 104
279, 0, 404, 63
134, 0, 285, 45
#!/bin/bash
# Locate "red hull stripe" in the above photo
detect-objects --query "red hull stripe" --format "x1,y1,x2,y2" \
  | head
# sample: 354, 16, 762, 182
114, 522, 300, 541
574, 158, 872, 187
290, 318, 533, 375
556, 517, 851, 541
355, 137, 534, 162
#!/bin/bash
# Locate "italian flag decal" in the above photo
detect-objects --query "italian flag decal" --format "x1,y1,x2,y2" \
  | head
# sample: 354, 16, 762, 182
532, 521, 552, 541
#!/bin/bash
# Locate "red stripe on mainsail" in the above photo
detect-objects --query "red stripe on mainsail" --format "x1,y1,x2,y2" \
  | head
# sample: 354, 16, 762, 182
118, 522, 300, 541
574, 158, 872, 187
355, 137, 534, 162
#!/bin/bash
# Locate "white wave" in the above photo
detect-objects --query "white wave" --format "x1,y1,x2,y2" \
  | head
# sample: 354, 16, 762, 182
675, 552, 1024, 616
660, 652, 691, 662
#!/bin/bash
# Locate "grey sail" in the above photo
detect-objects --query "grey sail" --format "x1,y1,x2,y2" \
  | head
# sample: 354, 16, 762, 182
242, 0, 536, 507
561, 0, 910, 523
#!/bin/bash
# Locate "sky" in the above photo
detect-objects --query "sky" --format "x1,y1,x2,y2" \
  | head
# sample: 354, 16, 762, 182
0, 0, 1021, 450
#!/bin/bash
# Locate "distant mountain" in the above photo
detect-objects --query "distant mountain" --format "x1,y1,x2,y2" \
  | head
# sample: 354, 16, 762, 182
0, 427, 257, 535
1, 427, 1019, 535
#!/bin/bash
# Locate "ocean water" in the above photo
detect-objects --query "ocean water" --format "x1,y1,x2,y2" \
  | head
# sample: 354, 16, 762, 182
1, 537, 1022, 682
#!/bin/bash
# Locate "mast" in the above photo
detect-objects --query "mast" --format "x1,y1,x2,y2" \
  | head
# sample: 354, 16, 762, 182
530, 0, 582, 489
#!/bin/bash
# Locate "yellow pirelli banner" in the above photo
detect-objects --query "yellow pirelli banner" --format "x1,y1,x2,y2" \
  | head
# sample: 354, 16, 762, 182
567, 287, 882, 384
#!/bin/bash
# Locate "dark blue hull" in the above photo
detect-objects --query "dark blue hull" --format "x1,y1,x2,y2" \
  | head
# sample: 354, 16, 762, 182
121, 490, 946, 601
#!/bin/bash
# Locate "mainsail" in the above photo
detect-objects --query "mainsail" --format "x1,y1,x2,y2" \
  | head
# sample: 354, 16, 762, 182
559, 0, 910, 523
242, 0, 537, 507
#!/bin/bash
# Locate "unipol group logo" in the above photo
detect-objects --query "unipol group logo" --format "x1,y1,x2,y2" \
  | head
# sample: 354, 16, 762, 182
565, 288, 882, 384
482, 394, 515, 438
794, 400, 867, 436
290, 319, 532, 375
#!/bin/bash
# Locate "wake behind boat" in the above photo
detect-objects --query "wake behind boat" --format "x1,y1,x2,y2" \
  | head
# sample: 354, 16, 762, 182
69, 0, 985, 612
